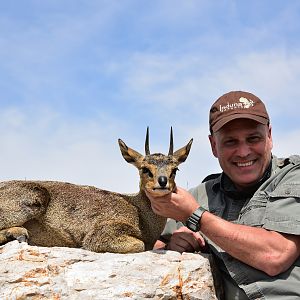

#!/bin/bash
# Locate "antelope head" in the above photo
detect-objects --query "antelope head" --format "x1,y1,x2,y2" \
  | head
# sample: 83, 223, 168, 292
118, 128, 193, 197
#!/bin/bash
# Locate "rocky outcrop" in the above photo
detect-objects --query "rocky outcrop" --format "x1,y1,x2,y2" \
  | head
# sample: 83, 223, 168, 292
0, 241, 218, 299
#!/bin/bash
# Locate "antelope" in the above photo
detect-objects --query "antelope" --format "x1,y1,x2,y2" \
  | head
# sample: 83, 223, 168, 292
0, 128, 192, 253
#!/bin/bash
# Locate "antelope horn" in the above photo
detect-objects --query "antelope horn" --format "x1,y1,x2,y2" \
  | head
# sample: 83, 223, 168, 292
145, 127, 150, 155
168, 127, 174, 155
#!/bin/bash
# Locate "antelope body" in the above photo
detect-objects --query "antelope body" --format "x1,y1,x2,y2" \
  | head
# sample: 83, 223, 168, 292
0, 129, 192, 253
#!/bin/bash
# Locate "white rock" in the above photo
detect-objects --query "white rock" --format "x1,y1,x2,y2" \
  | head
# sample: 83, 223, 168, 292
0, 241, 218, 299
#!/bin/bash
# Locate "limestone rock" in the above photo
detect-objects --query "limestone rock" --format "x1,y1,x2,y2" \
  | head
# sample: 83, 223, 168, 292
0, 241, 217, 299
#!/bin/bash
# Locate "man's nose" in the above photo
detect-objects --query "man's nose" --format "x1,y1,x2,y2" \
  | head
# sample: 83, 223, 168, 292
236, 142, 251, 157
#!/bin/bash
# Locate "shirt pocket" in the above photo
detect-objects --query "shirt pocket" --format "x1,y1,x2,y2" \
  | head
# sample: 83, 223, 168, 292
238, 192, 267, 227
265, 183, 300, 224
267, 183, 300, 199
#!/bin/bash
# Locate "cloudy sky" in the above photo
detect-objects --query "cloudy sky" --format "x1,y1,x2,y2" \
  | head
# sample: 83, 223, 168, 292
1, 1, 300, 193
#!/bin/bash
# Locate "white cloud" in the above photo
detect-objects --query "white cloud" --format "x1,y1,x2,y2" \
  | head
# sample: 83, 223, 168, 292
272, 129, 300, 158
0, 104, 220, 195
1, 1, 300, 195
116, 49, 300, 120
212, 50, 300, 102
0, 106, 142, 193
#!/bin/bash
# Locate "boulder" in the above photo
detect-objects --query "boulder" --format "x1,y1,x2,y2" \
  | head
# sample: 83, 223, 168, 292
0, 241, 218, 299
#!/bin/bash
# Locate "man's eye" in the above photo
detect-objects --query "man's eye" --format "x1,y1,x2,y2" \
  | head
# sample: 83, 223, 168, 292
142, 167, 153, 178
248, 136, 261, 143
224, 140, 236, 146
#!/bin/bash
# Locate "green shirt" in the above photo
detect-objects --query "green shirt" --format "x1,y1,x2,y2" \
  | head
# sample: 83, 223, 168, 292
160, 155, 300, 300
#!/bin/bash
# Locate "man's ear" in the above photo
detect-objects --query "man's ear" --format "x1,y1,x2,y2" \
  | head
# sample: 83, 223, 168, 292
267, 125, 273, 150
209, 135, 218, 158
118, 139, 143, 167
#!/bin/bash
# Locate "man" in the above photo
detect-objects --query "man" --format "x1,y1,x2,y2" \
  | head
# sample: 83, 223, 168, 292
147, 91, 300, 299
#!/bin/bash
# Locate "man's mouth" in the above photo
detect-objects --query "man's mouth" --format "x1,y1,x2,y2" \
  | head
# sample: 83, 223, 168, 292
235, 160, 255, 167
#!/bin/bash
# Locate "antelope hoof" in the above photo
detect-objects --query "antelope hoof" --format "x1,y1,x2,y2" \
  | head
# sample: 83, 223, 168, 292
16, 234, 28, 243
0, 227, 29, 244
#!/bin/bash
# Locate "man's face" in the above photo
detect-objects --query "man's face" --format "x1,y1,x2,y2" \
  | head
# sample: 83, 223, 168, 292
209, 118, 273, 190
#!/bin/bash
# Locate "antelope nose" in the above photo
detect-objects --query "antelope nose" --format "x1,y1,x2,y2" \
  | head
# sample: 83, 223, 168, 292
158, 176, 168, 188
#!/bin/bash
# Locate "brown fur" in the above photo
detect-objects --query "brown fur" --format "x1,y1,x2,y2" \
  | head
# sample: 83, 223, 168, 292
0, 133, 192, 253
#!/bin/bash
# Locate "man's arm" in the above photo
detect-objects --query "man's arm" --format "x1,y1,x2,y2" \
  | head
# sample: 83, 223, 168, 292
200, 210, 300, 276
147, 187, 300, 276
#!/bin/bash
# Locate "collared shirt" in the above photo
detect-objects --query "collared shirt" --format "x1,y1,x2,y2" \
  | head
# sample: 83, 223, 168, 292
160, 155, 300, 300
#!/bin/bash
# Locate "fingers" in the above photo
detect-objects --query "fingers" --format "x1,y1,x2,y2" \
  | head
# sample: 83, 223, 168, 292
153, 240, 167, 250
192, 231, 206, 248
145, 187, 199, 222
169, 232, 199, 253
168, 227, 206, 253
145, 190, 167, 210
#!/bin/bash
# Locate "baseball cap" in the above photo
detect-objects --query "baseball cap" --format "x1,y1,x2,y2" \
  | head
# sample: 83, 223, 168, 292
209, 91, 270, 133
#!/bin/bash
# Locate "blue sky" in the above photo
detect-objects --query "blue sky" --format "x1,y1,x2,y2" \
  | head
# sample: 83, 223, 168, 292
1, 1, 300, 192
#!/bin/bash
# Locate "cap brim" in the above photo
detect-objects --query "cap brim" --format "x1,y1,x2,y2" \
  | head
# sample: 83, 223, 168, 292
212, 113, 269, 132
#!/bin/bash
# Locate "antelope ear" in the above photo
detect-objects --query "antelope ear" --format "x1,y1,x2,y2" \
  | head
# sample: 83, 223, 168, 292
173, 138, 193, 164
118, 139, 143, 167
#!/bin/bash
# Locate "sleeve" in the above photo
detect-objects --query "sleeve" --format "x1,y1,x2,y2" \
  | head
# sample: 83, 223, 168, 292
264, 166, 300, 234
189, 184, 210, 210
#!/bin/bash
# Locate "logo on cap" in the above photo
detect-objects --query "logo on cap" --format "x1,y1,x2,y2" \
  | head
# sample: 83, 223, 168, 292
219, 97, 255, 113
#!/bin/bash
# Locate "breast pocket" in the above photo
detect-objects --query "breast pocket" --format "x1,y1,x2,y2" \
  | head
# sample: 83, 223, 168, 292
265, 184, 300, 223
238, 193, 268, 227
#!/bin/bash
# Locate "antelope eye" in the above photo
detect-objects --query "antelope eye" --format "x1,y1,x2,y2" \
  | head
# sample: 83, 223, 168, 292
170, 168, 179, 177
142, 167, 153, 178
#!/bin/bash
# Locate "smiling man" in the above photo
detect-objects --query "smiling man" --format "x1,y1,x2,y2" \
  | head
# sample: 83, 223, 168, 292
147, 91, 300, 300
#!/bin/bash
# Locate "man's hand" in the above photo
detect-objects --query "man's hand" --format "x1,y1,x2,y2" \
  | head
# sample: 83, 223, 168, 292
166, 226, 205, 253
146, 186, 199, 223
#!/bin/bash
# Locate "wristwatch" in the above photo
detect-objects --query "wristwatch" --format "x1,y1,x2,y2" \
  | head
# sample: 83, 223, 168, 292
185, 206, 207, 232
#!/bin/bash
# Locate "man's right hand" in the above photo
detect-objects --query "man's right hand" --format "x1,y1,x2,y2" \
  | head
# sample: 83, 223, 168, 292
166, 226, 206, 253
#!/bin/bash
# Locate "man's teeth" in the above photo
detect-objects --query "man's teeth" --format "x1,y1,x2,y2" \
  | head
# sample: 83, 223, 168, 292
237, 161, 254, 167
